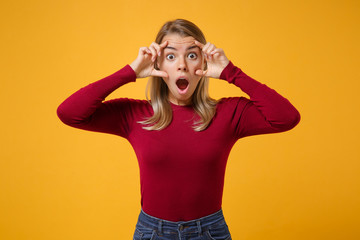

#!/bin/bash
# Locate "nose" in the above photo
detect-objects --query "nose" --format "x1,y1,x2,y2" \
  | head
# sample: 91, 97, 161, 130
177, 57, 188, 71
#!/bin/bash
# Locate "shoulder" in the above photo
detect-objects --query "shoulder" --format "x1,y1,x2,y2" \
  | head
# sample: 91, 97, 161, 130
212, 97, 252, 120
216, 97, 251, 110
102, 98, 152, 114
102, 98, 153, 120
104, 98, 150, 107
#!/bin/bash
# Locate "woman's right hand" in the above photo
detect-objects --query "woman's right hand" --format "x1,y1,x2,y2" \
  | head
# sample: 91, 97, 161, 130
130, 41, 169, 79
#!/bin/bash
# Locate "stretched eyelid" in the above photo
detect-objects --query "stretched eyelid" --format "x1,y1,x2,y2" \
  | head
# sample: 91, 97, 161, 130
166, 53, 175, 60
187, 52, 198, 59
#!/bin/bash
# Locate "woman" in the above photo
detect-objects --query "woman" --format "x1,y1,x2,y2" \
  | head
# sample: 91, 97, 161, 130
57, 19, 300, 240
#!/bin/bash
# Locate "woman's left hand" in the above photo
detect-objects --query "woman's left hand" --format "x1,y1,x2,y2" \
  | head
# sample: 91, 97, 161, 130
194, 41, 230, 79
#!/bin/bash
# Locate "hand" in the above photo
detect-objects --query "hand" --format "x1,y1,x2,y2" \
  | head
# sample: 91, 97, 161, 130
194, 41, 230, 79
130, 41, 169, 78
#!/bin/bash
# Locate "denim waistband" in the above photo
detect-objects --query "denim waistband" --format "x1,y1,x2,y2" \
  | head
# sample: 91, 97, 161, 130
138, 208, 225, 234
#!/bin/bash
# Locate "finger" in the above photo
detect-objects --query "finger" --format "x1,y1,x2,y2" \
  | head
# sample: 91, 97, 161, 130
202, 42, 211, 53
140, 48, 152, 60
143, 48, 151, 56
150, 42, 162, 57
210, 49, 218, 55
159, 40, 168, 50
160, 40, 168, 47
202, 43, 210, 59
212, 52, 221, 59
211, 48, 223, 54
205, 45, 217, 61
202, 44, 213, 59
158, 41, 168, 56
205, 51, 213, 60
194, 40, 204, 49
140, 47, 150, 55
149, 45, 157, 62
206, 44, 216, 55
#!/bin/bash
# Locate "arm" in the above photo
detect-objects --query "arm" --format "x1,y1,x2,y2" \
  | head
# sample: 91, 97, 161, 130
220, 61, 301, 138
195, 41, 300, 138
57, 42, 169, 137
56, 65, 137, 137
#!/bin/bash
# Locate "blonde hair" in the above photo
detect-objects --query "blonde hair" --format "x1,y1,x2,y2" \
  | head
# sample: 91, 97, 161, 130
139, 19, 217, 131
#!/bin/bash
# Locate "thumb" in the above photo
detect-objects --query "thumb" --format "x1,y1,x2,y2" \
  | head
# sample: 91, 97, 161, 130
152, 69, 168, 78
195, 69, 208, 77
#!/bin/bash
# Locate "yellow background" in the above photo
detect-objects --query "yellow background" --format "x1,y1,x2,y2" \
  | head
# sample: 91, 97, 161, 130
1, 0, 359, 239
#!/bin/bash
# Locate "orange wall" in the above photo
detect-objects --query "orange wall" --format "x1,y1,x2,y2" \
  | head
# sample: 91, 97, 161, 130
1, 0, 359, 239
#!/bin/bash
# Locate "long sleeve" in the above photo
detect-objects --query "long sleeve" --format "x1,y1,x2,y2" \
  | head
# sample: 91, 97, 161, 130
219, 61, 301, 138
56, 64, 137, 137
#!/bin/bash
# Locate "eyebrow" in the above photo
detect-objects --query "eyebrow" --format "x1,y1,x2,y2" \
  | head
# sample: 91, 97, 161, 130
165, 45, 199, 51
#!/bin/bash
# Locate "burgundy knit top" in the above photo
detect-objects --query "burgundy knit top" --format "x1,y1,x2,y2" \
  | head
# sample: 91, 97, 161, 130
57, 61, 300, 221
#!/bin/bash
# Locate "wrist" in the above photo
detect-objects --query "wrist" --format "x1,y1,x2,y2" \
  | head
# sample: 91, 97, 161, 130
129, 62, 139, 77
219, 60, 233, 80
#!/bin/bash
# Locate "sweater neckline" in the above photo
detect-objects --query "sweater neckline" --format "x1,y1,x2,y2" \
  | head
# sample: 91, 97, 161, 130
169, 101, 194, 109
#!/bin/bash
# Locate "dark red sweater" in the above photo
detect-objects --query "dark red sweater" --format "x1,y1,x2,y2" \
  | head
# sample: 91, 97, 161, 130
57, 61, 300, 221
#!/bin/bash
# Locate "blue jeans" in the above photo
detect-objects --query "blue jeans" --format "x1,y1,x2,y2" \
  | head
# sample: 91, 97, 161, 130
133, 208, 232, 240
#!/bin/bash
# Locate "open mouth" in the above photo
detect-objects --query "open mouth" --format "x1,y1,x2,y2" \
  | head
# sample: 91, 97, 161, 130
176, 78, 189, 91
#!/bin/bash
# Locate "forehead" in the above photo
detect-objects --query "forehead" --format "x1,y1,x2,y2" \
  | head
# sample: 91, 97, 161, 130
162, 34, 196, 48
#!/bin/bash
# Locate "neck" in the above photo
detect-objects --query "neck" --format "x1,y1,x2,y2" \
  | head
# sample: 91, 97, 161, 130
168, 98, 192, 106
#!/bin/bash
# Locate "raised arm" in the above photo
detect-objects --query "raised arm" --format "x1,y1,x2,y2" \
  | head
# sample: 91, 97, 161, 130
195, 41, 300, 138
56, 65, 137, 137
57, 41, 169, 137
219, 61, 301, 138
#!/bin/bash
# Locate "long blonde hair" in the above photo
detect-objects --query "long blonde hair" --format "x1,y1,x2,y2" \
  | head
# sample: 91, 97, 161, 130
139, 19, 217, 131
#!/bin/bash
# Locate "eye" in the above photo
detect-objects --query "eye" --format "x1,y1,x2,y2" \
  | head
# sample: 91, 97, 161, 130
188, 52, 197, 59
166, 54, 175, 60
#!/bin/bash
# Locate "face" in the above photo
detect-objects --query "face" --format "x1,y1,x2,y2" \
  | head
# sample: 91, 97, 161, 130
157, 34, 205, 106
